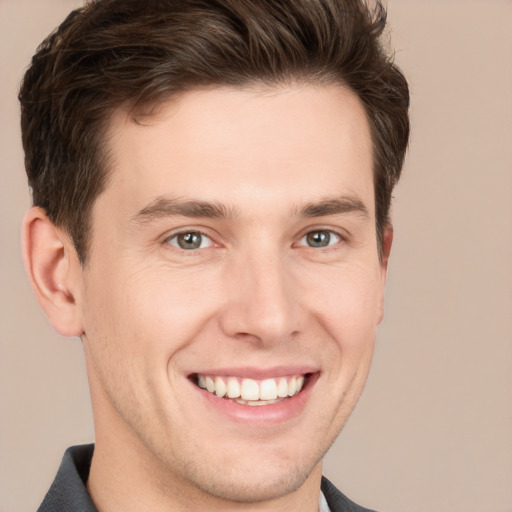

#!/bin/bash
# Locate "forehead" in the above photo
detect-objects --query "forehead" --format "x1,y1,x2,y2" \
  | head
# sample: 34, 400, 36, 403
100, 84, 374, 219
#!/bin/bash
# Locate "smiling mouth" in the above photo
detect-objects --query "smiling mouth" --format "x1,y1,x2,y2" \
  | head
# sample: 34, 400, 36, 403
191, 373, 310, 406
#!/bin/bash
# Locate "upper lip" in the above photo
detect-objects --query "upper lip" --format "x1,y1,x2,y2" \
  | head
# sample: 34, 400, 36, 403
188, 365, 319, 380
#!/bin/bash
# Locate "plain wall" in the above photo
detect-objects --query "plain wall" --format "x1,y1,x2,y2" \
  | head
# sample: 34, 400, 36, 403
1, 1, 511, 511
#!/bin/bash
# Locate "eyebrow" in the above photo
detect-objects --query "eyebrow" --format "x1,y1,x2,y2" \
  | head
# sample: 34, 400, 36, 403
298, 196, 369, 219
130, 194, 369, 226
131, 196, 235, 226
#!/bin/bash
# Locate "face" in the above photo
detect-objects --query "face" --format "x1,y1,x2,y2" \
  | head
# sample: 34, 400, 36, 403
77, 85, 389, 505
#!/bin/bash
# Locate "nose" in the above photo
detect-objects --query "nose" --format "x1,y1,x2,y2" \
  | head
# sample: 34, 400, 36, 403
218, 250, 302, 346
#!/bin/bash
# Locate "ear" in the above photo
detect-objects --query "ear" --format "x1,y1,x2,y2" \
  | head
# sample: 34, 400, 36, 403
377, 224, 393, 323
22, 207, 84, 337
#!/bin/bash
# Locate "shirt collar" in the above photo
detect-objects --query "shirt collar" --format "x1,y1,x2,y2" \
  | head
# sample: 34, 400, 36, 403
319, 489, 332, 512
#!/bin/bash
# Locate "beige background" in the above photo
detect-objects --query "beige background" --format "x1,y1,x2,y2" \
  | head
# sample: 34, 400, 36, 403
1, 1, 511, 511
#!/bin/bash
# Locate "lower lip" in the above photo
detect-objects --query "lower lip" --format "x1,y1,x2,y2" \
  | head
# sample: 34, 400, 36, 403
191, 373, 319, 426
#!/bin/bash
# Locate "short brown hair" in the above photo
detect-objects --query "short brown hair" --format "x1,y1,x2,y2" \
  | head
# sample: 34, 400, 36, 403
19, 0, 409, 264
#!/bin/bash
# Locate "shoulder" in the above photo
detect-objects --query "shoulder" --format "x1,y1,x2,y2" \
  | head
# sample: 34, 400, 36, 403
321, 476, 379, 512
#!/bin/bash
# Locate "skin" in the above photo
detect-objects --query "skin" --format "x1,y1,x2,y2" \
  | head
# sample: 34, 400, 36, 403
23, 84, 392, 511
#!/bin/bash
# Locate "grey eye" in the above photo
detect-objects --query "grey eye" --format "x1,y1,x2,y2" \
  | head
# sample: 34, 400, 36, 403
300, 230, 340, 248
168, 231, 213, 250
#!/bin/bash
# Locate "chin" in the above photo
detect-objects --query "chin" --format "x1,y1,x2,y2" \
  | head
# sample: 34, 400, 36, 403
169, 439, 327, 505
189, 462, 316, 504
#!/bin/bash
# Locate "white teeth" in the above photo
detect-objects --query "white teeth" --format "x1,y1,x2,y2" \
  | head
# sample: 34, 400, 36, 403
241, 379, 260, 401
288, 377, 297, 397
196, 373, 307, 403
259, 378, 278, 400
226, 377, 241, 398
214, 376, 227, 397
205, 376, 215, 393
277, 377, 288, 398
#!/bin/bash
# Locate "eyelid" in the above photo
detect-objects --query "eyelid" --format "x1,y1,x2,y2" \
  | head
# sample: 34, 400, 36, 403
295, 227, 346, 248
162, 227, 219, 250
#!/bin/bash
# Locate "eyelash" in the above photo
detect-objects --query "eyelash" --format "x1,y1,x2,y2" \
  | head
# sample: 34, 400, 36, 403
296, 229, 343, 249
165, 230, 215, 251
164, 227, 346, 252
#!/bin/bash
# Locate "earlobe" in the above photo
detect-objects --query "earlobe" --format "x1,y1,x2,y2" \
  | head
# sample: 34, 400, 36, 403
22, 207, 84, 337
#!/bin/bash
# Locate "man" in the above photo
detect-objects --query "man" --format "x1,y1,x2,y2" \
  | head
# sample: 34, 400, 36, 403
19, 0, 409, 510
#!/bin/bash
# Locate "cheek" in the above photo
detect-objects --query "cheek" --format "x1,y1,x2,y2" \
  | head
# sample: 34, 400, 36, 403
82, 263, 224, 363
301, 263, 383, 335
80, 265, 221, 422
